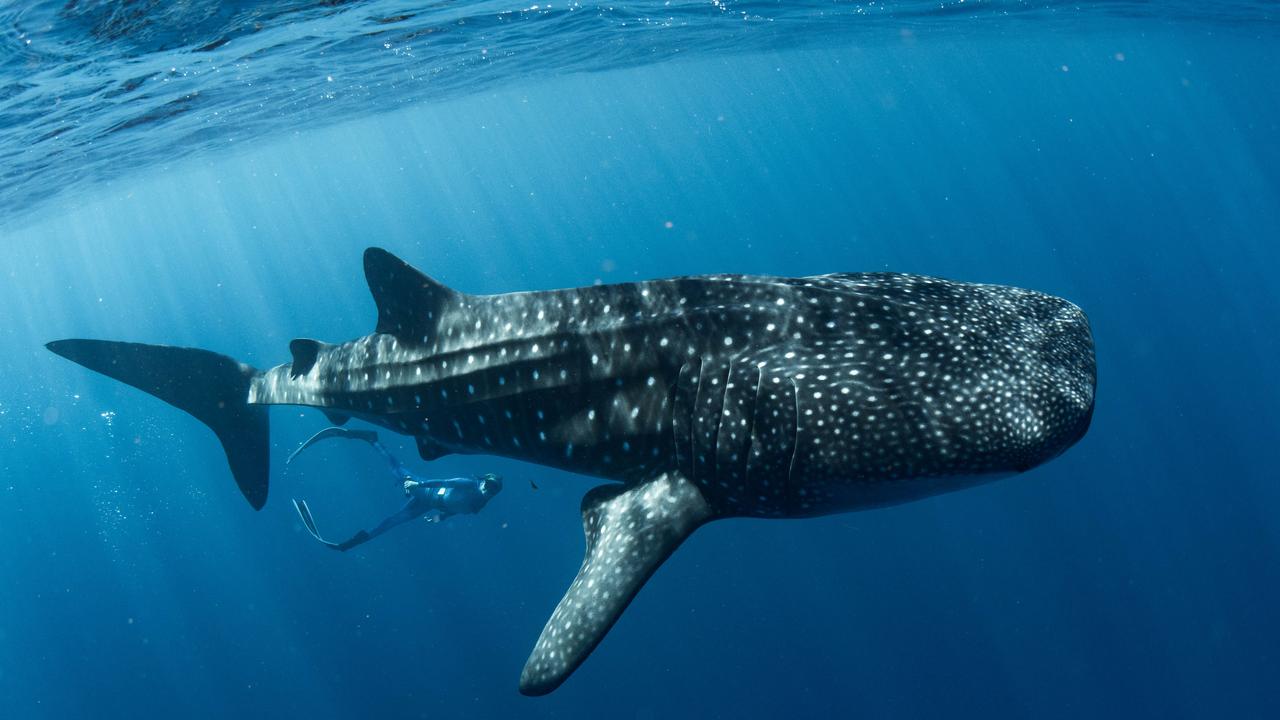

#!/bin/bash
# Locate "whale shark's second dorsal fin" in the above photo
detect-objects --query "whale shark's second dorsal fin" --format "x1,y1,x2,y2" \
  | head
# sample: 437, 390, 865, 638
519, 472, 712, 696
363, 247, 460, 339
288, 338, 329, 378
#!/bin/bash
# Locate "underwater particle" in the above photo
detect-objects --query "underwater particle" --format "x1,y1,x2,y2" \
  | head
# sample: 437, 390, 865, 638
42, 407, 59, 425
1114, 52, 1126, 62
600, 259, 617, 273
663, 220, 674, 229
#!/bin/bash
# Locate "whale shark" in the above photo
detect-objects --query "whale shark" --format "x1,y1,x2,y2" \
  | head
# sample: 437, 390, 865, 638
47, 247, 1096, 695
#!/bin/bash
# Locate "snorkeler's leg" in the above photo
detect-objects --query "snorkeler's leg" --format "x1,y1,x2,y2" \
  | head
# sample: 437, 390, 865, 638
333, 531, 373, 552
358, 497, 431, 541
368, 440, 418, 484
293, 497, 427, 552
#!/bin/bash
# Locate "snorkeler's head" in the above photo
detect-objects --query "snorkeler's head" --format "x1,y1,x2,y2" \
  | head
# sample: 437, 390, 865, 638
479, 473, 503, 496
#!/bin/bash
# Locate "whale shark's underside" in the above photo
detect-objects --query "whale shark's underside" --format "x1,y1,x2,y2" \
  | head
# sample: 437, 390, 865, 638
48, 248, 1096, 694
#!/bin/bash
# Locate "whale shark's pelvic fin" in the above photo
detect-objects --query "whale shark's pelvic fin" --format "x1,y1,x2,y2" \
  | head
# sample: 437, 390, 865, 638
415, 435, 449, 462
322, 410, 350, 426
519, 472, 712, 696
45, 339, 269, 509
363, 247, 460, 338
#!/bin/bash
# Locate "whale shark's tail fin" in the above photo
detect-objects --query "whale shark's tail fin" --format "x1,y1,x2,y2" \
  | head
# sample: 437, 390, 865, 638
519, 472, 712, 696
46, 339, 270, 510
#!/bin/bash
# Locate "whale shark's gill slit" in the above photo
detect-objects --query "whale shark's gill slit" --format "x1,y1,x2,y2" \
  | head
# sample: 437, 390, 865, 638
786, 376, 801, 492
740, 364, 760, 472
693, 359, 732, 489
682, 359, 703, 479
710, 358, 764, 512
709, 357, 734, 486
672, 358, 701, 482
741, 364, 764, 505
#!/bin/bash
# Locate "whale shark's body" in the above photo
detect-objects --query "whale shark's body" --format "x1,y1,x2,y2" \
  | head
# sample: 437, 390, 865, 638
48, 248, 1096, 694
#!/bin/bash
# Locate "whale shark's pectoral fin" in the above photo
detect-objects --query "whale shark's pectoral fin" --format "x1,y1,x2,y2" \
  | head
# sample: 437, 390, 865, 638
519, 472, 712, 696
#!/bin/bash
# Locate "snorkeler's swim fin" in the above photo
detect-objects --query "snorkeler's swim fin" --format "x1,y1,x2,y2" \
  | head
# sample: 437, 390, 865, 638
294, 499, 340, 548
293, 498, 371, 552
287, 426, 380, 464
46, 339, 270, 509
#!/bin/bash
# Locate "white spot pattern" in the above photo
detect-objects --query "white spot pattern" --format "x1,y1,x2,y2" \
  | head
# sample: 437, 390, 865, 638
244, 250, 1096, 694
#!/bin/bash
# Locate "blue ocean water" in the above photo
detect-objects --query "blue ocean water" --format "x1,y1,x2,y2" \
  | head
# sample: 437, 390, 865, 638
2, 2, 1279, 718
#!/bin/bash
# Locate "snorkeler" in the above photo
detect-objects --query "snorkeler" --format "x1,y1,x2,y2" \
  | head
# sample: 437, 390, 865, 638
288, 427, 503, 552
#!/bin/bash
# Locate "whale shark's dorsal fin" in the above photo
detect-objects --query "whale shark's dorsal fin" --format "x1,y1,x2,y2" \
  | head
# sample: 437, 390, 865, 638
519, 472, 712, 696
363, 247, 460, 338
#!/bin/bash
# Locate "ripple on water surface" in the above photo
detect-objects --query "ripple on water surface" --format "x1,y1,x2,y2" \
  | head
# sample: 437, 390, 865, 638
0, 0, 1274, 224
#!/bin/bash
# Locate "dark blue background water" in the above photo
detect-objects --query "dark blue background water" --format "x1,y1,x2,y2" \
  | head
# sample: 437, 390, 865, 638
3, 7, 1279, 719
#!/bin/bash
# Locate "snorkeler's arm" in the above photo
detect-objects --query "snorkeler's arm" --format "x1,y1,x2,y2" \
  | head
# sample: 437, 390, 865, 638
349, 436, 418, 484
422, 509, 452, 524
416, 477, 478, 489
377, 448, 417, 485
